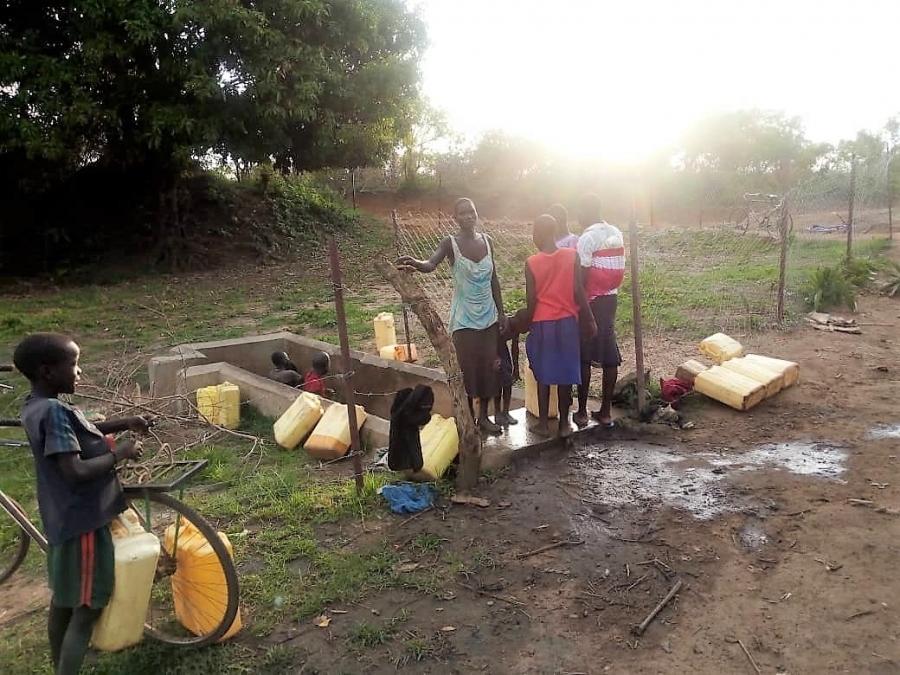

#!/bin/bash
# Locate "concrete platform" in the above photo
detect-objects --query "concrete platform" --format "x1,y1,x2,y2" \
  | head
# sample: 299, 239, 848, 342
481, 406, 605, 470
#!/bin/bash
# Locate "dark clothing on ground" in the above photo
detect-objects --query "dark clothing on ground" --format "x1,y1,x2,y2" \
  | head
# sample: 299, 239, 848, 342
388, 385, 435, 472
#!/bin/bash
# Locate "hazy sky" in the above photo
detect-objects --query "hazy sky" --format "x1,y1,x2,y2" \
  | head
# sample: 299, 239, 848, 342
415, 0, 899, 161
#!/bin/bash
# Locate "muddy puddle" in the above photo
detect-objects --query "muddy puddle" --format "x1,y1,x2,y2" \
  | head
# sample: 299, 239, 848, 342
865, 423, 900, 440
562, 440, 846, 522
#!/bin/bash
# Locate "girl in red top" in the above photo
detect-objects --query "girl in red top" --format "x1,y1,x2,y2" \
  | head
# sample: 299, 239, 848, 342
525, 215, 596, 437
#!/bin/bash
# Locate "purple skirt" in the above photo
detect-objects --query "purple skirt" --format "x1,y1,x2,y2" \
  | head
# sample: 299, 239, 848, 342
525, 315, 582, 386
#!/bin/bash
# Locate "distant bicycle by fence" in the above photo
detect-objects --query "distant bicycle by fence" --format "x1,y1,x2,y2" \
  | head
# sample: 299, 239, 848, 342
733, 193, 794, 237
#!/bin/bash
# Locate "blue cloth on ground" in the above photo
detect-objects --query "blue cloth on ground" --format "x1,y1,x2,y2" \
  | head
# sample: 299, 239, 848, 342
380, 483, 436, 514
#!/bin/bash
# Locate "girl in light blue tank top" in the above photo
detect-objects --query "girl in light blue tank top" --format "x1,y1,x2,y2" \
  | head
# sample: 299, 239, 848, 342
449, 233, 498, 334
394, 197, 507, 434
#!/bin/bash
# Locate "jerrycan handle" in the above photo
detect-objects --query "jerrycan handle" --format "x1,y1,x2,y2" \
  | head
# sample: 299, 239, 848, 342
115, 510, 142, 536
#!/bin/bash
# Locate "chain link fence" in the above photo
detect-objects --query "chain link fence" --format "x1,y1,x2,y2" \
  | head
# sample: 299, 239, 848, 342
392, 209, 789, 340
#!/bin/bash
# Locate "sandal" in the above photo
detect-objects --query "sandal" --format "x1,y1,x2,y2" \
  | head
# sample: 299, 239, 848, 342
589, 410, 615, 428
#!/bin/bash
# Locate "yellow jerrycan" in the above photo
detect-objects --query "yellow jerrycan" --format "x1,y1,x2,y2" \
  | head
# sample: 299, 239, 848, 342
407, 414, 459, 482
91, 509, 161, 651
524, 358, 558, 419
304, 403, 368, 460
698, 333, 743, 364
196, 382, 241, 429
165, 521, 241, 641
273, 392, 324, 449
374, 312, 397, 351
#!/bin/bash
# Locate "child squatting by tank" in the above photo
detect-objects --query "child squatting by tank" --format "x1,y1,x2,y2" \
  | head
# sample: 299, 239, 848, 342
268, 350, 331, 396
13, 332, 153, 675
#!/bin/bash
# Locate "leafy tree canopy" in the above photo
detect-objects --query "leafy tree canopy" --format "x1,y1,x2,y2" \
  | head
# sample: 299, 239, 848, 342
0, 0, 427, 190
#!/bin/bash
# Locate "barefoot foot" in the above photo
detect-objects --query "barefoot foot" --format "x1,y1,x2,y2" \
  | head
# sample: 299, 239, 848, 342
528, 422, 551, 437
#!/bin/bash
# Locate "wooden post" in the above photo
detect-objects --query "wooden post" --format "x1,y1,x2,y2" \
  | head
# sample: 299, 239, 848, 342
375, 257, 482, 490
329, 239, 365, 493
390, 210, 415, 362
888, 152, 894, 240
776, 161, 791, 326
776, 197, 790, 326
438, 172, 443, 227
847, 154, 856, 262
628, 188, 646, 413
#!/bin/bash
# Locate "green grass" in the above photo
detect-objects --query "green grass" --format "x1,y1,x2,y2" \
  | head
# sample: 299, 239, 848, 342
0, 217, 893, 673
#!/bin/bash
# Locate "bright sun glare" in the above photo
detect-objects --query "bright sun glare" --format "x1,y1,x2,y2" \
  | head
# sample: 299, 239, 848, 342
418, 0, 899, 162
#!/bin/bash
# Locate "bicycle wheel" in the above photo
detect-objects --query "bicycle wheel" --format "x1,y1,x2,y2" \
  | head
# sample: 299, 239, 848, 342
0, 498, 30, 585
124, 490, 240, 648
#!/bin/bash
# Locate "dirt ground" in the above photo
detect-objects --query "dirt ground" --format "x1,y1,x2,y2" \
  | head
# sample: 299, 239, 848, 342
270, 245, 900, 674
2, 236, 898, 674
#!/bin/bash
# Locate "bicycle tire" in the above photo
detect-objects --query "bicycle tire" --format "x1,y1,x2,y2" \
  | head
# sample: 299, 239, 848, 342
124, 491, 240, 648
0, 498, 31, 585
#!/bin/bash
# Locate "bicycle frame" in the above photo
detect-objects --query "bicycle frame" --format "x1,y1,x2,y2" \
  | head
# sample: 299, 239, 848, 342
0, 489, 48, 553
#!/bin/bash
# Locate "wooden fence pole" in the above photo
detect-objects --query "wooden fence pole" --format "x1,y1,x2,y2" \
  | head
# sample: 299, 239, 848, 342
888, 152, 894, 241
847, 154, 856, 262
776, 161, 791, 326
329, 238, 365, 493
628, 187, 646, 413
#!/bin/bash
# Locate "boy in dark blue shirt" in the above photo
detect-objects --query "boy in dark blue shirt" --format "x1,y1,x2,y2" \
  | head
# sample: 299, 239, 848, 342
14, 333, 148, 675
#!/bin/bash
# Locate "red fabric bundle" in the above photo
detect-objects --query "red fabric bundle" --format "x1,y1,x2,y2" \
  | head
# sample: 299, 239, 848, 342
660, 378, 693, 409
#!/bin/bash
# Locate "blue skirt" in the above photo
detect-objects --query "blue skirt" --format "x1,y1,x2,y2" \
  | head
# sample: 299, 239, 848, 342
525, 316, 582, 386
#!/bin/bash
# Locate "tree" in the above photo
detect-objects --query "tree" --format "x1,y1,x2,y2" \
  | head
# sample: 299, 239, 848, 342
0, 0, 427, 189
397, 99, 453, 190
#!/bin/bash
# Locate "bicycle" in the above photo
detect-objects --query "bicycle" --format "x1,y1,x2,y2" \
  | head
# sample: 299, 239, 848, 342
0, 366, 240, 648
735, 192, 794, 237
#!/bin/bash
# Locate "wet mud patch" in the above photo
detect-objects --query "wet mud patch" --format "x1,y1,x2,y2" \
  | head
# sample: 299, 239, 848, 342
865, 423, 900, 440
554, 438, 847, 524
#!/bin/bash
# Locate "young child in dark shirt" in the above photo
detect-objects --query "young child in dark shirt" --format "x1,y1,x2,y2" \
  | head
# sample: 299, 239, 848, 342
13, 333, 150, 675
268, 350, 304, 387
493, 309, 529, 426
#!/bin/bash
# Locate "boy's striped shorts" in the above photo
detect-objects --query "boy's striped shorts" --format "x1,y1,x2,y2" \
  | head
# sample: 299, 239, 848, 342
47, 526, 115, 609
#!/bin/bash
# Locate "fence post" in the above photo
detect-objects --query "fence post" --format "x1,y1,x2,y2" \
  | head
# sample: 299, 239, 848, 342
776, 161, 791, 327
628, 186, 646, 412
438, 172, 443, 227
390, 210, 414, 361
847, 154, 856, 262
351, 168, 357, 210
888, 152, 894, 240
329, 238, 365, 493
776, 198, 790, 326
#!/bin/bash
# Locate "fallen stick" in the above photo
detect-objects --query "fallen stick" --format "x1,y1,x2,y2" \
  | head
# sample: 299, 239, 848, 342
846, 609, 875, 621
451, 494, 491, 508
848, 498, 900, 516
456, 581, 525, 607
632, 578, 683, 636
727, 636, 762, 675
516, 539, 584, 560
626, 573, 650, 592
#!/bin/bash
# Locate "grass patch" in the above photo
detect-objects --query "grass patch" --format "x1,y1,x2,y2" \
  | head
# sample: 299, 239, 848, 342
0, 614, 301, 675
